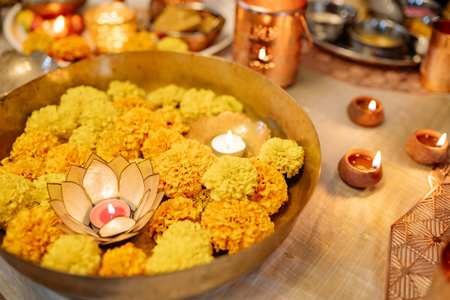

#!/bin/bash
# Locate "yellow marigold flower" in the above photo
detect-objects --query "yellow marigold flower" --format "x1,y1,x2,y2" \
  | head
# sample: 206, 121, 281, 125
114, 108, 166, 146
123, 31, 157, 52
146, 221, 214, 275
48, 35, 91, 62
146, 84, 186, 109
154, 107, 186, 133
96, 129, 141, 162
15, 9, 35, 31
148, 197, 202, 239
25, 105, 78, 141
154, 139, 216, 198
179, 88, 216, 121
99, 243, 147, 277
213, 95, 244, 114
248, 158, 288, 215
107, 80, 146, 102
0, 173, 36, 229
258, 137, 305, 178
156, 36, 189, 52
41, 235, 101, 275
45, 144, 91, 174
1, 157, 46, 181
141, 128, 185, 161
201, 200, 274, 254
32, 173, 66, 209
191, 189, 214, 211
59, 85, 110, 121
22, 29, 55, 55
3, 130, 60, 163
202, 156, 258, 201
113, 97, 153, 114
2, 207, 63, 263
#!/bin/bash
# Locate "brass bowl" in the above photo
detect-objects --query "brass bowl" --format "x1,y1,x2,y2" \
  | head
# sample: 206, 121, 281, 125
0, 51, 321, 300
150, 2, 225, 52
22, 0, 86, 17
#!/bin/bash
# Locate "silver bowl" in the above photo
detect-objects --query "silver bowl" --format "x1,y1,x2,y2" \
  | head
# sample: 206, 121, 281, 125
0, 51, 321, 300
348, 17, 411, 58
306, 0, 358, 42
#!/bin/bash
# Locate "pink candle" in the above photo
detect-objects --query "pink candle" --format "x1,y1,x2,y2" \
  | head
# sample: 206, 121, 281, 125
90, 199, 131, 228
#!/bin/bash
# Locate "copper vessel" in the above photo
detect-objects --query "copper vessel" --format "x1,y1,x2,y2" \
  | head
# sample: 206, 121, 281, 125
0, 52, 321, 300
420, 19, 450, 93
233, 0, 313, 88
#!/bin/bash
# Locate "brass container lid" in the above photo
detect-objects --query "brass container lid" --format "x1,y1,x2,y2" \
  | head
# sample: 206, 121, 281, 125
241, 0, 307, 12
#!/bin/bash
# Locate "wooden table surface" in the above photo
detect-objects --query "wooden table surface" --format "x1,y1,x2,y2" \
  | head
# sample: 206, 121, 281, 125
1, 24, 450, 300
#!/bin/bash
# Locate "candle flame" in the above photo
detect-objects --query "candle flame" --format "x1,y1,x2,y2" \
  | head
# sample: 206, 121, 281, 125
437, 133, 447, 147
108, 203, 115, 216
53, 16, 65, 34
368, 100, 377, 112
372, 151, 381, 169
258, 48, 266, 60
226, 130, 233, 150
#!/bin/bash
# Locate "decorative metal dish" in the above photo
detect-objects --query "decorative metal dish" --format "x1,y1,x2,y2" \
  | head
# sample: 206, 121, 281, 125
0, 51, 321, 300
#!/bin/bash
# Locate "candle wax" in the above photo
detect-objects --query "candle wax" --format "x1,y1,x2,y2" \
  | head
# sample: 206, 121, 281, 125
211, 133, 246, 157
417, 134, 439, 147
99, 205, 127, 224
348, 154, 373, 170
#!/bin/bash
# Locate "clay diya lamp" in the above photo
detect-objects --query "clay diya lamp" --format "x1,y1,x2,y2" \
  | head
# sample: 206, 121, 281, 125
338, 149, 382, 188
406, 129, 448, 165
348, 96, 384, 127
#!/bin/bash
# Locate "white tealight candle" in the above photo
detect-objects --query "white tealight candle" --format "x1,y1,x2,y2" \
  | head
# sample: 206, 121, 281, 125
211, 130, 246, 157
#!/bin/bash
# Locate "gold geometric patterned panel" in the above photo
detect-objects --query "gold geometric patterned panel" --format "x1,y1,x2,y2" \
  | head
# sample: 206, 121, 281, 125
386, 162, 450, 300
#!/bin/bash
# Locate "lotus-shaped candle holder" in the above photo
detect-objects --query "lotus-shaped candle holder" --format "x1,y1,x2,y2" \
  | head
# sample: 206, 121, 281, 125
48, 154, 164, 245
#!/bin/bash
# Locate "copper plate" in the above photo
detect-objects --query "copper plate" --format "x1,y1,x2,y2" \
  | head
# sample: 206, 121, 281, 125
0, 51, 321, 300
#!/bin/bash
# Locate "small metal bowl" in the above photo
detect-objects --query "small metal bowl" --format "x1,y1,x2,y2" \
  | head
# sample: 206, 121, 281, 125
306, 1, 358, 42
150, 2, 225, 52
348, 17, 411, 58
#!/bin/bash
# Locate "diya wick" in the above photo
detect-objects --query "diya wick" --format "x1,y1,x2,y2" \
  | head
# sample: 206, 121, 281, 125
211, 130, 246, 157
348, 96, 384, 127
406, 129, 448, 165
338, 149, 383, 188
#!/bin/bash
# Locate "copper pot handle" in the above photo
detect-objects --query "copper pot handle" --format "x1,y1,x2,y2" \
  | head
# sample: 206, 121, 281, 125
300, 15, 314, 55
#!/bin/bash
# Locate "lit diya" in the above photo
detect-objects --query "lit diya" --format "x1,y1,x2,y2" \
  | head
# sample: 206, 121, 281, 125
338, 149, 382, 188
406, 129, 448, 165
32, 14, 84, 38
348, 96, 384, 127
211, 130, 246, 157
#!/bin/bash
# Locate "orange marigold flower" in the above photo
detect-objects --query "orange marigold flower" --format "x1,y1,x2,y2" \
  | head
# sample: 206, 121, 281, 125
45, 144, 91, 174
22, 29, 55, 55
248, 158, 288, 215
114, 108, 166, 146
153, 139, 216, 198
1, 207, 63, 263
148, 197, 202, 240
2, 130, 60, 164
113, 97, 153, 115
48, 35, 91, 62
201, 200, 274, 254
99, 243, 147, 277
154, 107, 186, 134
1, 157, 46, 181
96, 129, 141, 162
141, 128, 185, 161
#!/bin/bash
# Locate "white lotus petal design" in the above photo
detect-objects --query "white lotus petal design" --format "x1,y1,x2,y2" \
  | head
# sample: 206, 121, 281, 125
99, 217, 136, 237
83, 160, 118, 205
48, 154, 164, 245
119, 163, 144, 211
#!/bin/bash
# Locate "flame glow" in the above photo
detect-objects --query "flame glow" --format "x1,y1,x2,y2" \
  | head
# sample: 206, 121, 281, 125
368, 100, 377, 112
108, 203, 115, 216
53, 16, 65, 34
258, 48, 266, 60
226, 130, 233, 150
372, 151, 381, 169
437, 133, 447, 147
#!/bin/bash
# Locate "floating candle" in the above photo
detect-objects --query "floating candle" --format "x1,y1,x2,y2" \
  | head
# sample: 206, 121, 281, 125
338, 149, 383, 188
90, 199, 131, 229
348, 96, 384, 127
406, 129, 448, 165
211, 130, 246, 157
